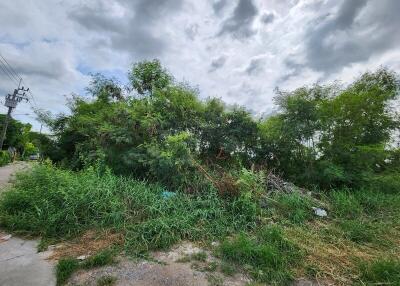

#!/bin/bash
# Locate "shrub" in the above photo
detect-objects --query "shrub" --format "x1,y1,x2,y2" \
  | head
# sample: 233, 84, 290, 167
0, 150, 10, 166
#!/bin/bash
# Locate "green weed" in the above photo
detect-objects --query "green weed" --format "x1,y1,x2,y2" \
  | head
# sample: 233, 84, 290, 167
358, 258, 400, 285
82, 248, 116, 269
56, 257, 79, 286
330, 190, 363, 219
219, 225, 302, 285
220, 262, 235, 276
268, 192, 313, 224
338, 220, 387, 245
0, 164, 257, 255
55, 249, 116, 285
96, 275, 117, 286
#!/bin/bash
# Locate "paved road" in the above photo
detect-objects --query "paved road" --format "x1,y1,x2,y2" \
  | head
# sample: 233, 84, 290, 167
0, 162, 56, 286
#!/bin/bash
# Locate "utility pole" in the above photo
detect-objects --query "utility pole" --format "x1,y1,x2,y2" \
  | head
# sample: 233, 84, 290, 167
0, 85, 29, 150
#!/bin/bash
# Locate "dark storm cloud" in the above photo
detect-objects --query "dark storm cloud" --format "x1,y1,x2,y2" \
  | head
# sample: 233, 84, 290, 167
245, 57, 264, 75
302, 0, 400, 74
218, 0, 258, 39
68, 0, 183, 58
209, 56, 226, 72
68, 3, 121, 32
212, 0, 228, 15
261, 12, 275, 24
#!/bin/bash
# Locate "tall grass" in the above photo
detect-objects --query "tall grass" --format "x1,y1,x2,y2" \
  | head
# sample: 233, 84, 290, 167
219, 225, 302, 285
0, 163, 257, 253
1, 163, 399, 285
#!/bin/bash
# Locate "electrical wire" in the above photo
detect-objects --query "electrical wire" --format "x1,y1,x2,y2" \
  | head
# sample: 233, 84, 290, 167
0, 59, 19, 86
0, 52, 39, 109
0, 53, 22, 82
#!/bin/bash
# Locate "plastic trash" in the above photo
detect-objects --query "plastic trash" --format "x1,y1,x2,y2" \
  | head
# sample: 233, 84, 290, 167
162, 191, 176, 199
312, 207, 327, 217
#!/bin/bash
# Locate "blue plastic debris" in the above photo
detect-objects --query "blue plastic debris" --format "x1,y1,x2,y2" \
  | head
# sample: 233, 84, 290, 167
162, 191, 176, 199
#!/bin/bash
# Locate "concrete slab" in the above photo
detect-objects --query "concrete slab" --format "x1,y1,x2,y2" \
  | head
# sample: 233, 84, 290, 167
0, 235, 56, 286
0, 162, 56, 286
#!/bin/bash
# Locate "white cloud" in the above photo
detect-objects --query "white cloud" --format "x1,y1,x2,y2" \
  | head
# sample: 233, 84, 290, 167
0, 0, 399, 131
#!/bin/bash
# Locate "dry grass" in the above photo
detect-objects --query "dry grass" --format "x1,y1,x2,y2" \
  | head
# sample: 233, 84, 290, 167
286, 221, 400, 285
49, 229, 124, 260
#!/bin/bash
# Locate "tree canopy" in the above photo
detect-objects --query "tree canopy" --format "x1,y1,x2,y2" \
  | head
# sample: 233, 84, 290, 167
38, 61, 400, 192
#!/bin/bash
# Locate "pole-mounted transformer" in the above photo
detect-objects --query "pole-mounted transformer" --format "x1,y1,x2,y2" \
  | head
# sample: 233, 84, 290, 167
0, 85, 29, 150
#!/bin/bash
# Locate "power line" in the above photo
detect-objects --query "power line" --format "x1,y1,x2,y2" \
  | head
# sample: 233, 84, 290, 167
0, 60, 19, 86
0, 52, 39, 109
0, 53, 22, 82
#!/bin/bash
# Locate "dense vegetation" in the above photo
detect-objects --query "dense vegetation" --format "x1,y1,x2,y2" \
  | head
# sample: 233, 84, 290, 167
36, 61, 400, 192
0, 114, 52, 164
1, 60, 399, 285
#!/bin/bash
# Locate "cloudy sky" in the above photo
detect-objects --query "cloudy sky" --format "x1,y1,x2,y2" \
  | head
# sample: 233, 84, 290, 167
1, 0, 400, 131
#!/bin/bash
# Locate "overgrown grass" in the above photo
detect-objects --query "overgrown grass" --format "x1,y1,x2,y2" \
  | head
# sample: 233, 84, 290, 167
56, 257, 79, 286
219, 225, 302, 285
358, 258, 400, 285
1, 163, 399, 285
0, 163, 257, 254
266, 192, 314, 224
55, 249, 116, 285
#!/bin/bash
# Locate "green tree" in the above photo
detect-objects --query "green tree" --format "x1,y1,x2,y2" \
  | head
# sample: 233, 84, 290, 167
129, 59, 172, 96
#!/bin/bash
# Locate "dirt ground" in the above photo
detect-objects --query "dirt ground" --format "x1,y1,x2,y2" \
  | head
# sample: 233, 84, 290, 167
67, 242, 251, 286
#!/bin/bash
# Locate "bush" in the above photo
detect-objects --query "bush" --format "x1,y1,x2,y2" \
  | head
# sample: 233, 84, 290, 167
0, 150, 10, 166
219, 225, 301, 285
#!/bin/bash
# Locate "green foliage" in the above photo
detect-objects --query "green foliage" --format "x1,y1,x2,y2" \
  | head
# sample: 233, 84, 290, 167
0, 150, 10, 166
56, 257, 79, 286
129, 59, 172, 95
219, 225, 302, 285
36, 61, 400, 191
0, 114, 39, 158
358, 258, 400, 285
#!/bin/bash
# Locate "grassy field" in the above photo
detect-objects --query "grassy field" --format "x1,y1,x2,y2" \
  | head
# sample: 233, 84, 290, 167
0, 163, 399, 285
